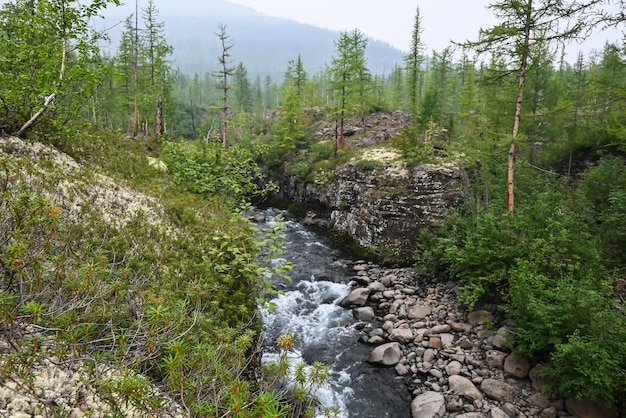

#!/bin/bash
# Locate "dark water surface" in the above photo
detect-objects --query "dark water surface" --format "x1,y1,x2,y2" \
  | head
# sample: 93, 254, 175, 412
255, 208, 411, 418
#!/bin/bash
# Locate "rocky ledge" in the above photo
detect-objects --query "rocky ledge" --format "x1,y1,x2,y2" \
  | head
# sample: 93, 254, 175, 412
340, 262, 619, 418
273, 154, 467, 262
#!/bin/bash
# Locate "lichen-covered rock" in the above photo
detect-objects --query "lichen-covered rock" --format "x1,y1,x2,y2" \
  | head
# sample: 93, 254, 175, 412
272, 157, 468, 261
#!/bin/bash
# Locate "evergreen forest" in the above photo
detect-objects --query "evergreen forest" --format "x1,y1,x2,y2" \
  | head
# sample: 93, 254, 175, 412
0, 0, 625, 416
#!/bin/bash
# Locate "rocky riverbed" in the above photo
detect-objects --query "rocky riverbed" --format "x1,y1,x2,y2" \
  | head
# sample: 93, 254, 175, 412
339, 261, 619, 418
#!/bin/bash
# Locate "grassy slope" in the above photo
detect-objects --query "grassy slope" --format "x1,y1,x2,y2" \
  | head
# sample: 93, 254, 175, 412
0, 132, 265, 416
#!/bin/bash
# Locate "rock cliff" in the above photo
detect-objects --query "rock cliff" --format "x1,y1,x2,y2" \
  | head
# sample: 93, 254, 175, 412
272, 148, 468, 262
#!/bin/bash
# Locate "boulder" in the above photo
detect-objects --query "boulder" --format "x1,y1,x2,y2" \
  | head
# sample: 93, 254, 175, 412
504, 353, 531, 379
467, 310, 493, 326
448, 375, 483, 401
480, 379, 517, 403
424, 324, 451, 336
492, 326, 512, 350
486, 350, 508, 369
339, 287, 370, 307
565, 398, 619, 418
410, 391, 446, 418
367, 342, 402, 366
490, 406, 511, 418
445, 360, 462, 376
353, 306, 375, 321
367, 281, 386, 292
408, 305, 432, 320
528, 365, 550, 392
389, 327, 414, 343
538, 407, 557, 418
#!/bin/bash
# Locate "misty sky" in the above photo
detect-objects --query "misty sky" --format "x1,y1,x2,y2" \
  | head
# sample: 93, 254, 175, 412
226, 0, 496, 53
227, 0, 623, 59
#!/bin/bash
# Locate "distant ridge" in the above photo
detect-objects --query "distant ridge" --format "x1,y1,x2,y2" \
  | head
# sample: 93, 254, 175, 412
99, 0, 405, 80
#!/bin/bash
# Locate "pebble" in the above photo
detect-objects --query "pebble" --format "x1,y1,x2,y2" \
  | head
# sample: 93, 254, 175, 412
349, 265, 578, 418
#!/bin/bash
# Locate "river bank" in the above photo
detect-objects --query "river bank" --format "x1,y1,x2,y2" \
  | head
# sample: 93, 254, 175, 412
339, 261, 619, 418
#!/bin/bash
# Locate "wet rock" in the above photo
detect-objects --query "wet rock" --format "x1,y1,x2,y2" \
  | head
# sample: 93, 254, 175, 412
339, 287, 370, 307
504, 353, 531, 379
449, 375, 484, 401
368, 342, 402, 366
353, 306, 375, 321
480, 379, 517, 403
565, 398, 619, 418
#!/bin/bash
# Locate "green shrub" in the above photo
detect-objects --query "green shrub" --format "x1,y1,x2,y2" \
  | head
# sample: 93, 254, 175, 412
417, 161, 626, 405
0, 135, 293, 416
162, 140, 277, 208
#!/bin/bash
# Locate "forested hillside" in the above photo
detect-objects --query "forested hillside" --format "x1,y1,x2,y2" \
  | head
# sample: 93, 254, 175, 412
0, 0, 625, 416
99, 0, 405, 80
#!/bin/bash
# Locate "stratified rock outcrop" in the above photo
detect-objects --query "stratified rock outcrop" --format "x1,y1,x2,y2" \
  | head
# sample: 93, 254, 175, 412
273, 150, 468, 261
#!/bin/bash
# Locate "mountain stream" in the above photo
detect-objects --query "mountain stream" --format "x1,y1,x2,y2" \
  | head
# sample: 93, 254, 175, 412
255, 207, 411, 418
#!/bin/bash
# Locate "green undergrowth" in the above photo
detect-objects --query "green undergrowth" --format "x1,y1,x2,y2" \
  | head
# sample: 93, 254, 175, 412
417, 158, 626, 407
0, 133, 334, 417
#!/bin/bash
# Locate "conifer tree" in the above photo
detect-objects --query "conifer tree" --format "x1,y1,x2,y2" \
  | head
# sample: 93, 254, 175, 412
330, 29, 369, 152
462, 0, 602, 212
213, 24, 235, 148
404, 6, 425, 119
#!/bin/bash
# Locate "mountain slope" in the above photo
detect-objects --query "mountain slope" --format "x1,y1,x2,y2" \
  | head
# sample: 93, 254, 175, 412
100, 0, 405, 79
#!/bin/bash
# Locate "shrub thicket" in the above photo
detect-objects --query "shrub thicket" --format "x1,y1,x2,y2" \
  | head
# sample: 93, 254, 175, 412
417, 160, 626, 406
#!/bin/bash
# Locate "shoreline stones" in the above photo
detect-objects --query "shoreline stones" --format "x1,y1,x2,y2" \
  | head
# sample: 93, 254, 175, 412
344, 261, 604, 418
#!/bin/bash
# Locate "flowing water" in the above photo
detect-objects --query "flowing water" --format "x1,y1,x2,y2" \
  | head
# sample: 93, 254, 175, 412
254, 207, 411, 418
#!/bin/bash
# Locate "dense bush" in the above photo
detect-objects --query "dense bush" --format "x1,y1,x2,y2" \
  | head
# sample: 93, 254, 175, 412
417, 161, 626, 405
163, 140, 277, 208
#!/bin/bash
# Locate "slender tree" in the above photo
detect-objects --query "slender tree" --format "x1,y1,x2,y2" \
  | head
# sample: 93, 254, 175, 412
404, 6, 425, 119
213, 24, 235, 148
461, 0, 602, 212
330, 29, 369, 153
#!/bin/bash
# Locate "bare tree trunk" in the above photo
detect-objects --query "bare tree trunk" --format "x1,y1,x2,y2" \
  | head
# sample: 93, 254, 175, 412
508, 0, 532, 213
156, 97, 164, 137
507, 142, 517, 212
133, 0, 139, 137
17, 14, 68, 137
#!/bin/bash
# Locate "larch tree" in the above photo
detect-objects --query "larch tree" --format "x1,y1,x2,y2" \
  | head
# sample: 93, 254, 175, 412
461, 0, 603, 213
330, 29, 369, 153
213, 24, 236, 148
404, 6, 425, 121
141, 0, 173, 137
